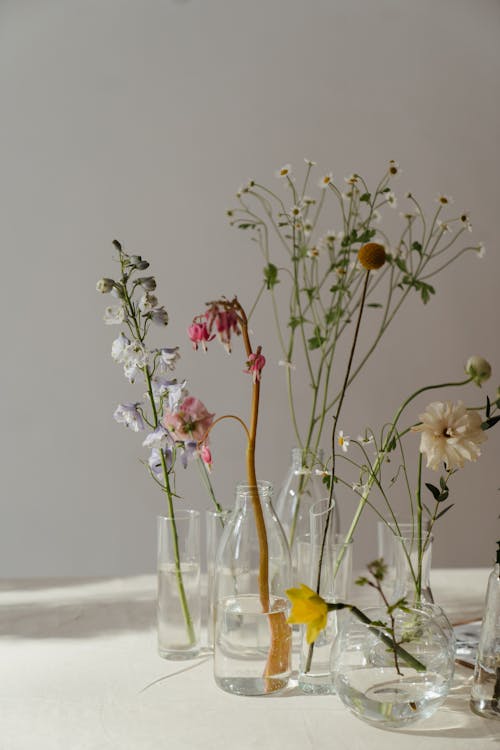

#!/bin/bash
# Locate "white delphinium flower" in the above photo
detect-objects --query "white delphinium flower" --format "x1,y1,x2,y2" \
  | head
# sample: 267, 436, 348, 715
103, 305, 126, 325
166, 380, 188, 412
337, 430, 350, 452
111, 333, 130, 362
156, 347, 181, 373
150, 306, 169, 326
137, 276, 157, 291
465, 355, 492, 386
151, 375, 175, 400
122, 340, 147, 383
142, 425, 171, 449
96, 278, 115, 293
113, 402, 145, 432
139, 292, 159, 313
412, 400, 487, 471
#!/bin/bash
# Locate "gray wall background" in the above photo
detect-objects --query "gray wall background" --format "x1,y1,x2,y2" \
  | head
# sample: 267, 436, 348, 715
1, 0, 499, 576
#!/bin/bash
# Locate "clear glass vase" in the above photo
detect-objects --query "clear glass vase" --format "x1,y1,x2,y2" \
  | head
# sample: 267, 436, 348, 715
157, 510, 201, 659
332, 605, 455, 728
213, 481, 292, 696
275, 448, 340, 583
470, 555, 500, 719
392, 533, 435, 606
298, 498, 352, 694
205, 508, 232, 650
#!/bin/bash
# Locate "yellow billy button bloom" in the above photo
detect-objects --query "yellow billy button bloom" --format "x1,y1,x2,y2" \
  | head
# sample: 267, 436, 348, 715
286, 584, 328, 644
358, 242, 386, 271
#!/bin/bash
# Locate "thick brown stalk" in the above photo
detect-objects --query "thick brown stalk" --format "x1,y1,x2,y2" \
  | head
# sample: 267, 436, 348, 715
240, 306, 290, 690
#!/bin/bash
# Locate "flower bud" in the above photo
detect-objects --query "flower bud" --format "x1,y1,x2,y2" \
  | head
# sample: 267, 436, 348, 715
466, 356, 492, 386
96, 278, 115, 293
137, 276, 157, 291
358, 243, 386, 271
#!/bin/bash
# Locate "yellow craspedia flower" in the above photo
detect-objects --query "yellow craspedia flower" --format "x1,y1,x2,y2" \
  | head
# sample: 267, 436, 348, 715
358, 242, 386, 271
286, 584, 328, 644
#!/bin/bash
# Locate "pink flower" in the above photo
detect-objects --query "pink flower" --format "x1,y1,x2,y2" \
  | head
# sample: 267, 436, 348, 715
188, 321, 213, 351
200, 444, 213, 471
245, 351, 266, 383
207, 306, 240, 353
163, 396, 215, 442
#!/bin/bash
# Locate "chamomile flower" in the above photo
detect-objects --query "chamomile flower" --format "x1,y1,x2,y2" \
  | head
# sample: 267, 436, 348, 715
386, 191, 397, 208
388, 160, 401, 176
304, 158, 317, 166
303, 195, 316, 205
371, 210, 382, 224
437, 219, 452, 234
344, 174, 359, 185
276, 164, 292, 179
337, 430, 350, 452
319, 173, 333, 189
357, 434, 374, 446
436, 194, 454, 206
460, 213, 473, 232
303, 219, 313, 235
289, 204, 303, 219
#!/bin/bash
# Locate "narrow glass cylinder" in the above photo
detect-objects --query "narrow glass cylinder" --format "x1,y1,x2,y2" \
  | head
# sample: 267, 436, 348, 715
205, 508, 232, 650
392, 533, 434, 606
470, 561, 500, 719
276, 448, 340, 584
157, 510, 201, 659
213, 481, 292, 696
298, 498, 352, 694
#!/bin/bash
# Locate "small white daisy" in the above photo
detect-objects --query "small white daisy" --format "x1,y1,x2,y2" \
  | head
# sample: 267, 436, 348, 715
389, 160, 401, 177
436, 194, 454, 206
476, 242, 485, 259
357, 434, 374, 446
276, 164, 292, 179
337, 430, 350, 452
344, 174, 359, 185
304, 158, 317, 166
437, 219, 452, 233
460, 213, 473, 232
386, 191, 397, 208
303, 195, 316, 205
319, 173, 333, 189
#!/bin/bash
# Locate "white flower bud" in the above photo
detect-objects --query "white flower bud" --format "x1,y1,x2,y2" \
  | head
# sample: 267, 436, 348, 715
96, 278, 115, 293
466, 356, 492, 386
138, 276, 157, 291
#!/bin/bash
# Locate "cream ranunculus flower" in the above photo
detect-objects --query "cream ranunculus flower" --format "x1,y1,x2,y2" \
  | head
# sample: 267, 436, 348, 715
412, 400, 487, 471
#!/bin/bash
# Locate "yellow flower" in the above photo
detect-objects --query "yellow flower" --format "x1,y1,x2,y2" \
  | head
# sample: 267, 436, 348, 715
358, 242, 386, 271
286, 584, 328, 644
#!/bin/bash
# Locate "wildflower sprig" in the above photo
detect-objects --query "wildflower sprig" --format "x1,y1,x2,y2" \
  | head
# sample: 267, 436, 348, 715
230, 161, 485, 535
96, 240, 221, 646
330, 358, 498, 602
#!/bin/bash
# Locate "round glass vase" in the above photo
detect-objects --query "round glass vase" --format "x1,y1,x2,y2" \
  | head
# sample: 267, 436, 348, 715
157, 510, 201, 660
298, 498, 352, 695
392, 533, 435, 606
213, 481, 292, 696
275, 448, 340, 584
332, 605, 455, 728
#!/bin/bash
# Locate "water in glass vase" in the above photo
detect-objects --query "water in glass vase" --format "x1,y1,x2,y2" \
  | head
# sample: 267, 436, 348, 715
157, 561, 201, 659
335, 667, 450, 727
214, 594, 291, 695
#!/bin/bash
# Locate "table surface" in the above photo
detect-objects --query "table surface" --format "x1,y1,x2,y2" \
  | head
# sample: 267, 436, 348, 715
1, 569, 498, 750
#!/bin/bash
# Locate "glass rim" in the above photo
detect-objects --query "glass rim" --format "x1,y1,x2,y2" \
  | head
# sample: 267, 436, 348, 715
157, 509, 200, 522
309, 497, 336, 517
235, 480, 273, 497
205, 507, 232, 517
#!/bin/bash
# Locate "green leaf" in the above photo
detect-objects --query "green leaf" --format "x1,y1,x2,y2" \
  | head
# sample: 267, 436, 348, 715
486, 396, 491, 419
394, 256, 408, 273
237, 223, 256, 230
288, 315, 304, 330
359, 228, 376, 244
308, 334, 326, 350
425, 483, 441, 502
360, 192, 371, 203
367, 303, 383, 308
263, 263, 279, 290
411, 241, 423, 254
325, 309, 341, 325
482, 415, 500, 430
419, 282, 435, 304
322, 474, 331, 490
435, 504, 455, 520
303, 287, 317, 302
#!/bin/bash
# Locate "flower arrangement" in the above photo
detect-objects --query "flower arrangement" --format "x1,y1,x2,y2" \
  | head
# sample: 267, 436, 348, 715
229, 159, 484, 545
96, 240, 221, 647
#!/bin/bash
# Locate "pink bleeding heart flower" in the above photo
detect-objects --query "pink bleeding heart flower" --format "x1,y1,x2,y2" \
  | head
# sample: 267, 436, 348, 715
200, 443, 213, 471
163, 396, 215, 443
188, 321, 214, 351
245, 350, 266, 383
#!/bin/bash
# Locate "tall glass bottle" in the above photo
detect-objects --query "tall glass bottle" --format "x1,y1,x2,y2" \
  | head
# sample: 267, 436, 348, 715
276, 448, 340, 583
213, 481, 292, 696
470, 541, 500, 719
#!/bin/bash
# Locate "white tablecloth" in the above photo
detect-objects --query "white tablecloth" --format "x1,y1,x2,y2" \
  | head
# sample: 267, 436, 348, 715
0, 569, 498, 749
